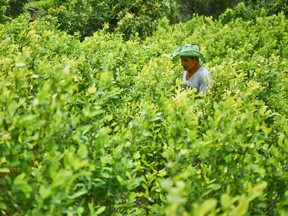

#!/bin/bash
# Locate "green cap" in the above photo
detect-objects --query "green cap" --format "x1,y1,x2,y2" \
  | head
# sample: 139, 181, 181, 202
172, 44, 206, 63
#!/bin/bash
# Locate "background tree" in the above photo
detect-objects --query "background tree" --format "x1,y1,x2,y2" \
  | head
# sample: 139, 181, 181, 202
2, 0, 287, 39
5, 0, 28, 19
22, 0, 170, 41
168, 0, 242, 22
0, 0, 9, 22
171, 0, 287, 22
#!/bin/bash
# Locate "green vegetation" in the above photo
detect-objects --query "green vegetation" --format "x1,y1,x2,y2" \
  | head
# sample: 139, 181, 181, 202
173, 0, 288, 22
0, 1, 287, 216
1, 0, 288, 39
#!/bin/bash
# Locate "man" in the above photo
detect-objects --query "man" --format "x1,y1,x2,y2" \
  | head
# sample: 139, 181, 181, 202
172, 44, 212, 93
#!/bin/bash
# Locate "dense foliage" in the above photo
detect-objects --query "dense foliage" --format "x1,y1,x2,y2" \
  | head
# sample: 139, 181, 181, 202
174, 0, 288, 22
0, 2, 288, 216
1, 0, 170, 40
1, 0, 288, 40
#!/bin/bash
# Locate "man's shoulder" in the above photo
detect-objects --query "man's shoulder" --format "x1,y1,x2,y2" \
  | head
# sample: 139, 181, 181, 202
197, 66, 211, 77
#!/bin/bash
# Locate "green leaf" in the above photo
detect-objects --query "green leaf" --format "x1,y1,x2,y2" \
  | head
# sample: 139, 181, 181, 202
88, 86, 97, 94
51, 170, 73, 188
248, 182, 267, 201
220, 194, 231, 210
0, 202, 7, 210
133, 151, 141, 160
39, 185, 52, 200
161, 179, 173, 191
0, 168, 10, 173
234, 199, 249, 216
193, 199, 217, 216
95, 206, 106, 215
77, 143, 88, 158
13, 173, 32, 197
69, 190, 88, 199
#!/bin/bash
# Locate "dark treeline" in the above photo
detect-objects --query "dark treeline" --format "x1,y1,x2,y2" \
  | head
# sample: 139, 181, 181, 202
1, 0, 287, 40
173, 0, 287, 22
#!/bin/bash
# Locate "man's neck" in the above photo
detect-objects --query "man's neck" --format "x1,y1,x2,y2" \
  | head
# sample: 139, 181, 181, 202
187, 64, 201, 76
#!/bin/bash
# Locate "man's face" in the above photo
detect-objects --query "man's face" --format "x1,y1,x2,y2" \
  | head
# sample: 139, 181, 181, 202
180, 56, 198, 72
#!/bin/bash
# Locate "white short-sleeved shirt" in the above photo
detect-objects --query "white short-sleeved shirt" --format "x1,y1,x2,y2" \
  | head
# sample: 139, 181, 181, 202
182, 66, 212, 93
